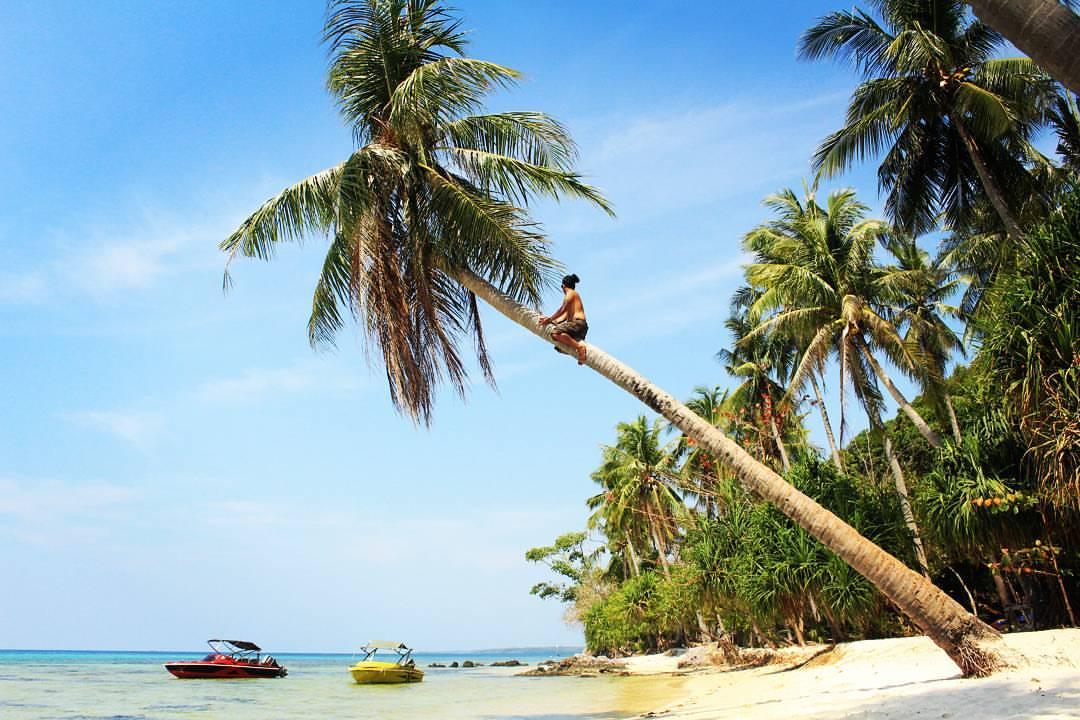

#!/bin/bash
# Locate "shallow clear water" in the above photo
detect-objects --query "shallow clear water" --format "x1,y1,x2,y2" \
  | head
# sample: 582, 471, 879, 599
0, 649, 689, 719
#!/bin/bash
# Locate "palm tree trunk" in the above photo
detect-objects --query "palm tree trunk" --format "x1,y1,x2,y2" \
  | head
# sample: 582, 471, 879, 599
768, 414, 792, 473
870, 411, 932, 577
855, 337, 943, 448
651, 525, 672, 578
965, 0, 1080, 96
945, 394, 963, 445
953, 116, 1025, 239
455, 268, 1012, 677
625, 539, 642, 578
810, 374, 843, 470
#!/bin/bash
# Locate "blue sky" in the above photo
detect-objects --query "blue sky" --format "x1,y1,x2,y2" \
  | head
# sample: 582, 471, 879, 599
1, 0, 945, 652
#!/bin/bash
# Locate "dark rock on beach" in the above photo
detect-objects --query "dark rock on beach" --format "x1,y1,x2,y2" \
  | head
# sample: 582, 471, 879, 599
490, 659, 526, 667
449, 661, 459, 668
428, 663, 446, 667
519, 654, 628, 677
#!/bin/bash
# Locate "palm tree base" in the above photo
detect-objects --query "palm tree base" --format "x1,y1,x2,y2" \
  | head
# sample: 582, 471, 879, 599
941, 622, 1013, 678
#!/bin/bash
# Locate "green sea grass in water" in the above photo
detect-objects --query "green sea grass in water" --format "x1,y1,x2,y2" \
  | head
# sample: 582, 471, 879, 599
0, 650, 688, 719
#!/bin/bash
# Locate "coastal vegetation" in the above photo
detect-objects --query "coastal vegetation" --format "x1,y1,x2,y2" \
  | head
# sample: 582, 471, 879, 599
220, 0, 1078, 676
527, 0, 1079, 664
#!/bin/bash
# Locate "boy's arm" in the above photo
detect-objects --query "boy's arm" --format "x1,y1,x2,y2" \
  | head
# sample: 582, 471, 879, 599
540, 299, 569, 325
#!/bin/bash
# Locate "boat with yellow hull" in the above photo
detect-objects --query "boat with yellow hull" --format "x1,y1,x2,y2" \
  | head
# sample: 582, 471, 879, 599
348, 641, 424, 684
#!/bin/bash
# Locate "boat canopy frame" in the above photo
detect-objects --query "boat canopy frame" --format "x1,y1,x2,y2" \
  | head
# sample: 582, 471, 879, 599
208, 639, 263, 660
359, 641, 415, 665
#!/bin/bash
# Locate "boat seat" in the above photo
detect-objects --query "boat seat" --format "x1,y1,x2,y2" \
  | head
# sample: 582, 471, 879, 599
263, 656, 276, 666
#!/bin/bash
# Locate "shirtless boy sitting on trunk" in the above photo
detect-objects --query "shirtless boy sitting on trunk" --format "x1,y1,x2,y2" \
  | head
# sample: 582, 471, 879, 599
539, 273, 588, 365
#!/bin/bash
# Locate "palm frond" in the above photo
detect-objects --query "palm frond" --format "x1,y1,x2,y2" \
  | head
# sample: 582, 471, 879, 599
799, 9, 897, 78
308, 230, 357, 348
440, 148, 613, 213
439, 112, 578, 169
221, 164, 343, 289
389, 57, 521, 135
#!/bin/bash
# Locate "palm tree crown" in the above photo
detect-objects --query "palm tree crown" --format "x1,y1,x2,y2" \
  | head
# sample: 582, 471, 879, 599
743, 186, 889, 436
800, 0, 1054, 237
222, 0, 610, 422
588, 416, 686, 576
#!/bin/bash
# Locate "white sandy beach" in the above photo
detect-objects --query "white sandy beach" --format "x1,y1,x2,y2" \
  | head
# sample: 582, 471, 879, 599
628, 629, 1080, 719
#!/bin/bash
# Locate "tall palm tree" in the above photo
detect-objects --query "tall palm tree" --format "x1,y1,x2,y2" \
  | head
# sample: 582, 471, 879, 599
742, 186, 933, 574
744, 187, 942, 448
880, 234, 966, 443
717, 305, 801, 473
587, 417, 686, 576
729, 286, 843, 470
964, 0, 1080, 96
678, 385, 730, 517
223, 0, 1010, 675
801, 0, 1055, 238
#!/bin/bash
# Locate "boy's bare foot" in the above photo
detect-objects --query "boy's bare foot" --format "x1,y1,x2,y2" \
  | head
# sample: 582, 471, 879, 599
576, 344, 587, 365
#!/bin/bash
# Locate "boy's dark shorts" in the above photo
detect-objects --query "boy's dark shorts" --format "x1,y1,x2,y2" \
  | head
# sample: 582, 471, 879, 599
551, 319, 588, 341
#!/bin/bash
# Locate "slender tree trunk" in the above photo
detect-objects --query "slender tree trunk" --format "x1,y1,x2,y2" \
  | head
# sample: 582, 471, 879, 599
945, 394, 963, 445
456, 268, 1012, 677
822, 603, 845, 643
810, 374, 843, 470
856, 338, 943, 448
696, 611, 713, 642
992, 571, 1014, 612
871, 411, 932, 577
1039, 510, 1078, 627
651, 525, 672, 578
790, 615, 806, 646
625, 540, 642, 578
768, 414, 792, 473
965, 0, 1080, 96
953, 116, 1025, 240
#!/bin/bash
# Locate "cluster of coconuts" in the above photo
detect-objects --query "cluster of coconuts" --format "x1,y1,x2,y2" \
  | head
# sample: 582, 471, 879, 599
970, 492, 1025, 508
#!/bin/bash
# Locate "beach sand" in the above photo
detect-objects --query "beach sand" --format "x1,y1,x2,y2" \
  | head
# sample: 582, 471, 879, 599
631, 628, 1080, 719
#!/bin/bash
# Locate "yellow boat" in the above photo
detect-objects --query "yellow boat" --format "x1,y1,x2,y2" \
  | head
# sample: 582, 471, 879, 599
348, 641, 424, 684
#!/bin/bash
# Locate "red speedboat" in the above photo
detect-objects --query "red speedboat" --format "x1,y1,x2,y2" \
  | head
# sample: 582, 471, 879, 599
164, 639, 288, 679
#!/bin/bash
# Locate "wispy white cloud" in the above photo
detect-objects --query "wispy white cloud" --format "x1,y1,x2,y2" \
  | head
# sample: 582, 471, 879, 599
542, 91, 847, 238
189, 498, 564, 572
195, 360, 366, 403
63, 237, 180, 295
0, 477, 141, 546
63, 410, 162, 446
0, 272, 46, 303
55, 207, 220, 297
9, 198, 249, 304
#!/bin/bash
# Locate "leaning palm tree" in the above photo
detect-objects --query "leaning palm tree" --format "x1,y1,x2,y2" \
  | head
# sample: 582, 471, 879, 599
223, 0, 612, 424
801, 0, 1055, 238
742, 186, 933, 575
964, 0, 1080, 96
223, 0, 1011, 675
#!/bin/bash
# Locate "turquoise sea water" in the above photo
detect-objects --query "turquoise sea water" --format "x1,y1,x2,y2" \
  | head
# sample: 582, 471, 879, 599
0, 648, 689, 719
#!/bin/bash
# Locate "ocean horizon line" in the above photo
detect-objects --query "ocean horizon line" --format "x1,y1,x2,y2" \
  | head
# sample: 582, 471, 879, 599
0, 644, 584, 656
